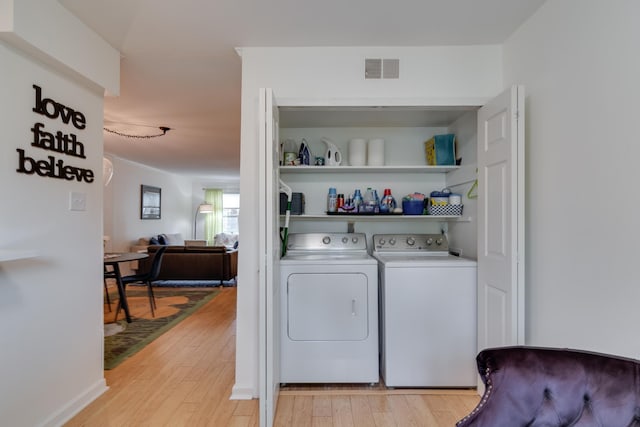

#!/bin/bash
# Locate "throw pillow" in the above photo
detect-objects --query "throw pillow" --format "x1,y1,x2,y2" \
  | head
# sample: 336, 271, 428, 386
157, 234, 167, 245
164, 233, 184, 245
149, 236, 160, 245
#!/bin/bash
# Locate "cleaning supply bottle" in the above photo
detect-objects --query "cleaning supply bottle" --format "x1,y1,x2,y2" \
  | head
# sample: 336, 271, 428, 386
353, 189, 363, 213
362, 188, 379, 213
379, 188, 397, 213
327, 187, 337, 213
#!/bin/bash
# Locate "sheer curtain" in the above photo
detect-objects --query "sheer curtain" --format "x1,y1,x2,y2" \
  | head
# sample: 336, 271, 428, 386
204, 188, 223, 245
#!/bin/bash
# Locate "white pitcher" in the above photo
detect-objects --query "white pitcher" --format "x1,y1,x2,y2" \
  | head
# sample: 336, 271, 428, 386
321, 137, 342, 166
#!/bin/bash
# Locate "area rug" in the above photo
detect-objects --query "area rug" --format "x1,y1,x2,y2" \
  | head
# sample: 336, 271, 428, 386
104, 287, 220, 370
151, 279, 236, 287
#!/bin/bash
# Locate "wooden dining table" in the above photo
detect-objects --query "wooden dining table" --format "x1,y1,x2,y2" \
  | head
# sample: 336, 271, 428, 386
104, 252, 149, 323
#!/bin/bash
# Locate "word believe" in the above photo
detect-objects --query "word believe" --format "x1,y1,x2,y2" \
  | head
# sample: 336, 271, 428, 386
16, 85, 95, 183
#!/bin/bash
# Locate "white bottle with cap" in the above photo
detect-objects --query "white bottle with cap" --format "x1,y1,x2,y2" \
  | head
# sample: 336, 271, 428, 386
327, 187, 338, 213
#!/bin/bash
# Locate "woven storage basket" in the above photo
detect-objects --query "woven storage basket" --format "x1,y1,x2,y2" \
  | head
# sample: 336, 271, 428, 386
427, 204, 463, 216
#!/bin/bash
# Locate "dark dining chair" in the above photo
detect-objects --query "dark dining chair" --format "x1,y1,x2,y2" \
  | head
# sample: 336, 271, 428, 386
103, 266, 116, 312
116, 245, 167, 319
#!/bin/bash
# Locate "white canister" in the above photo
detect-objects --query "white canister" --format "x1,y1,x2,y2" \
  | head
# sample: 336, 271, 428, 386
367, 138, 385, 166
348, 138, 367, 166
448, 193, 462, 205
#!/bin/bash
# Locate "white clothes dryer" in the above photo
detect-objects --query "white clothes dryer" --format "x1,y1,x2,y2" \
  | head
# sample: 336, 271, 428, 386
373, 234, 477, 388
280, 233, 379, 384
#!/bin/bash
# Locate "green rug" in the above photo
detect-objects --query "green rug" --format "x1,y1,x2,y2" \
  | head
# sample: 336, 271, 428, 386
104, 287, 220, 370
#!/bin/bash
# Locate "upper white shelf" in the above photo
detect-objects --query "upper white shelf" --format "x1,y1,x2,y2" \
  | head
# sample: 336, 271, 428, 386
279, 165, 459, 174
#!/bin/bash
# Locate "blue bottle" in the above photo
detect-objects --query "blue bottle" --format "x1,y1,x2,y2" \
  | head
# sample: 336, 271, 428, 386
353, 189, 363, 213
379, 188, 397, 213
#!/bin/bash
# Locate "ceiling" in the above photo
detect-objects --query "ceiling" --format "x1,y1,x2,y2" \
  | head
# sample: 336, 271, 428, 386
60, 0, 545, 180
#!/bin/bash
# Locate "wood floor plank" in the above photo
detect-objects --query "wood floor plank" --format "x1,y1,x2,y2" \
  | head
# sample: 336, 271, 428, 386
372, 411, 399, 427
273, 394, 294, 427
312, 395, 332, 417
387, 394, 420, 427
164, 401, 199, 427
332, 396, 355, 427
312, 416, 333, 427
404, 394, 440, 427
291, 396, 314, 427
350, 395, 376, 427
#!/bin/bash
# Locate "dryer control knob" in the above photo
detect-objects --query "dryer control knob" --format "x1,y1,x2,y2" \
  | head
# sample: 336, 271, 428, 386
378, 238, 386, 246
342, 237, 349, 244
426, 238, 433, 245
406, 237, 415, 246
389, 238, 396, 245
322, 236, 331, 245
436, 238, 443, 246
352, 237, 359, 244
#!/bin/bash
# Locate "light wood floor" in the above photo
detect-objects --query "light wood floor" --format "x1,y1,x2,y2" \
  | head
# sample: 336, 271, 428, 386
66, 287, 479, 426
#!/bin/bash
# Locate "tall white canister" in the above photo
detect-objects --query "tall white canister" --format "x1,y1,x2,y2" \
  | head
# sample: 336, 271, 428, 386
367, 138, 385, 166
348, 138, 367, 166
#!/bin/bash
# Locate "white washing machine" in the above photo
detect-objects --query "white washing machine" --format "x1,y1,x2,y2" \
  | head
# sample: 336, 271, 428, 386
373, 234, 477, 388
280, 233, 379, 384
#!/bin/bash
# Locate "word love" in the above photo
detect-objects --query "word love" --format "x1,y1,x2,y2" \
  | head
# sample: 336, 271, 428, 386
32, 84, 86, 130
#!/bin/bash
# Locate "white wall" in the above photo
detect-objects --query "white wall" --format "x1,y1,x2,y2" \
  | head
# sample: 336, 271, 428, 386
104, 155, 193, 257
236, 46, 503, 397
503, 0, 640, 357
0, 2, 119, 424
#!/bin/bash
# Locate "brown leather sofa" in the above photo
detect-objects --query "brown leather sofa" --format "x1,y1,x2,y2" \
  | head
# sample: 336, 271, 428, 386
457, 346, 640, 427
137, 245, 238, 284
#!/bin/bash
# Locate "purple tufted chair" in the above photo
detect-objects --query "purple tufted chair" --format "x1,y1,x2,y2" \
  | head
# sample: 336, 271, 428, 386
457, 346, 640, 427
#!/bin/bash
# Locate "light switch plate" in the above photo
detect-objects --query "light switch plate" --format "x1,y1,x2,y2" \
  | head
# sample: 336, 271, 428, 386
70, 191, 86, 211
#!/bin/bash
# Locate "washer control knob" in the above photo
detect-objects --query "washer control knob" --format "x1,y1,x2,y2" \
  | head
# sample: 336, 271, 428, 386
352, 237, 359, 244
406, 237, 415, 246
322, 236, 331, 245
426, 238, 433, 245
389, 238, 396, 245
436, 238, 444, 246
342, 237, 349, 244
378, 238, 386, 246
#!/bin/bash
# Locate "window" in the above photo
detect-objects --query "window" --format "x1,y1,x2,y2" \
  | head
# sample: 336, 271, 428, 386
222, 193, 239, 235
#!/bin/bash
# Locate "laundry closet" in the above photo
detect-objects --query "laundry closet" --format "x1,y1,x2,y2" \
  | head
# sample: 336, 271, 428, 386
238, 46, 524, 425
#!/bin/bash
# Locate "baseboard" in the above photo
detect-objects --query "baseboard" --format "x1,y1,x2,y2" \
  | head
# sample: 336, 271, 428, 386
39, 379, 108, 427
230, 383, 257, 400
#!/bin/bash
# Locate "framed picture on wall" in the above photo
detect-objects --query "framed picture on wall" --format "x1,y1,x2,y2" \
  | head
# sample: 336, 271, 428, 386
140, 185, 161, 219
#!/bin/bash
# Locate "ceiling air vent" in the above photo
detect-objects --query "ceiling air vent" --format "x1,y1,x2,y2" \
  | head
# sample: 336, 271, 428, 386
365, 58, 399, 79
383, 59, 400, 79
365, 58, 382, 79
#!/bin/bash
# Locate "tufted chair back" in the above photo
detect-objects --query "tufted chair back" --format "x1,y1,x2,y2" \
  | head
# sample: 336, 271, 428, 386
457, 346, 640, 427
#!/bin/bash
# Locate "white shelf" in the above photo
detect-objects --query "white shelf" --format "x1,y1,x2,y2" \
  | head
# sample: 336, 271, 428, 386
282, 214, 462, 222
0, 249, 39, 262
279, 165, 459, 174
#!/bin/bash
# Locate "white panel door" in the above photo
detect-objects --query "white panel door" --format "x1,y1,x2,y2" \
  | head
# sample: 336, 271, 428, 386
258, 88, 280, 427
477, 85, 525, 352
